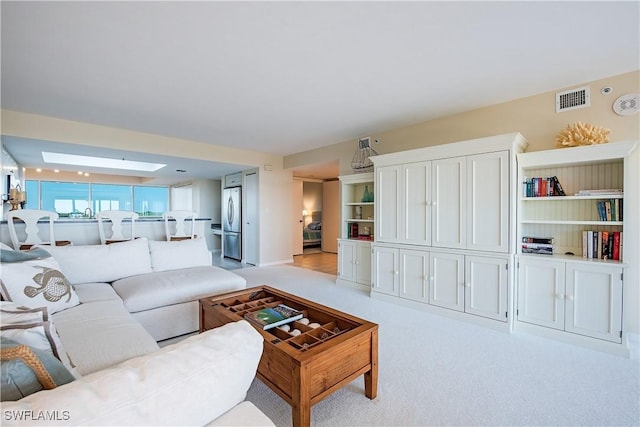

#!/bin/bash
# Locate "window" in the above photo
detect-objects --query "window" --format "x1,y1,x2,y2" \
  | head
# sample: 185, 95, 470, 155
92, 184, 131, 213
24, 180, 39, 210
134, 186, 168, 217
41, 182, 90, 217
25, 180, 168, 218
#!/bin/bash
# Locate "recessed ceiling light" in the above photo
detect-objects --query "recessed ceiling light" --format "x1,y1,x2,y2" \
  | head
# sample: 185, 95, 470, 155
36, 168, 42, 172
77, 171, 83, 175
42, 152, 166, 172
54, 169, 59, 173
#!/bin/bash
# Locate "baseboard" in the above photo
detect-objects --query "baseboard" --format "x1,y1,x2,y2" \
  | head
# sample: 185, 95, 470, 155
335, 278, 370, 292
515, 321, 631, 358
258, 259, 294, 267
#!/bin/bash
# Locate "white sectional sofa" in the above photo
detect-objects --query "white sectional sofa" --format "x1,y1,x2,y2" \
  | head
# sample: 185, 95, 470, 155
0, 238, 274, 425
45, 237, 247, 342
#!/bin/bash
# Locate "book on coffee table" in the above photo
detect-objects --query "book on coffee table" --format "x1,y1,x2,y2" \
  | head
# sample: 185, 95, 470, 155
244, 304, 303, 330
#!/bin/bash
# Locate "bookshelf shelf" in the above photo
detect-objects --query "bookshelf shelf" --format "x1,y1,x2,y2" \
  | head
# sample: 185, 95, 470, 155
521, 195, 624, 201
521, 220, 623, 225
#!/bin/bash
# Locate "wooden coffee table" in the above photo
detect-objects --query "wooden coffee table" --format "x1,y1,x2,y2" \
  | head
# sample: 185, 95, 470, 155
199, 285, 378, 427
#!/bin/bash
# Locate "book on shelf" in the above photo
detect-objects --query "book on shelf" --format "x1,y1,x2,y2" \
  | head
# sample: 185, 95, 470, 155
575, 189, 623, 196
596, 199, 623, 221
522, 243, 553, 255
523, 176, 565, 197
582, 230, 622, 260
522, 236, 554, 244
244, 304, 303, 330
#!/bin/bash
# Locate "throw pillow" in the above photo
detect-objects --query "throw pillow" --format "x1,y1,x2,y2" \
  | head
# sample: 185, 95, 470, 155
0, 256, 80, 314
0, 302, 48, 324
0, 319, 79, 379
0, 247, 52, 263
0, 337, 75, 401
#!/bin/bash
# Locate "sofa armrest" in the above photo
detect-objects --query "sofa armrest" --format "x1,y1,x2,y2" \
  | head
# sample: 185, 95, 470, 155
2, 321, 264, 426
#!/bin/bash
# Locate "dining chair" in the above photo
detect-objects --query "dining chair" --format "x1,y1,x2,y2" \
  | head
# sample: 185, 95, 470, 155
163, 210, 198, 241
96, 210, 139, 245
5, 210, 71, 250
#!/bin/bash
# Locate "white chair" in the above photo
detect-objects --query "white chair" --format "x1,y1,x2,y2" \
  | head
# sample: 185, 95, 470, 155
96, 210, 139, 245
163, 210, 198, 241
5, 209, 70, 250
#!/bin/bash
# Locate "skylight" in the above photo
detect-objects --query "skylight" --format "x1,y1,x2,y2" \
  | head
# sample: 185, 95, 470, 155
42, 152, 166, 172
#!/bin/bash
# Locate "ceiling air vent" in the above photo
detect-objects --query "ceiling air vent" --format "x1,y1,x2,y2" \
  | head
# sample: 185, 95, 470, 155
556, 86, 590, 113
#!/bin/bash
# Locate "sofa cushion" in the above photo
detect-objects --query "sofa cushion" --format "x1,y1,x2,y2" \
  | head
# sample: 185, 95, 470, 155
0, 337, 75, 401
2, 320, 264, 427
0, 255, 80, 315
51, 299, 159, 375
43, 238, 152, 284
112, 266, 246, 313
148, 237, 212, 272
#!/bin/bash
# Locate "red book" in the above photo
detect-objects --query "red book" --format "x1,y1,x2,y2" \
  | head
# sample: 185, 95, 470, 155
613, 231, 620, 261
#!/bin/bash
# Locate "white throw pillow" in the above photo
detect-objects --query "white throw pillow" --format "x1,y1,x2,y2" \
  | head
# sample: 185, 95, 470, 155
43, 238, 152, 284
0, 257, 80, 315
148, 237, 212, 272
0, 302, 48, 324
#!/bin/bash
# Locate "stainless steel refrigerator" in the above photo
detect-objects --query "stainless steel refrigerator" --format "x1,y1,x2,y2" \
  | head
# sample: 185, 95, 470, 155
223, 186, 241, 260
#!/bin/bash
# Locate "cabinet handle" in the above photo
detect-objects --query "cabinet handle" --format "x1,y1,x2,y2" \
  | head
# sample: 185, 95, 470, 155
429, 276, 434, 282
431, 201, 437, 206
465, 282, 471, 288
555, 293, 565, 300
565, 294, 573, 301
394, 271, 399, 275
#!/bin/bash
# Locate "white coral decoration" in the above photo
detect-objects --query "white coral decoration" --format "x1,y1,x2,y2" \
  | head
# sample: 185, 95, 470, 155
556, 121, 611, 147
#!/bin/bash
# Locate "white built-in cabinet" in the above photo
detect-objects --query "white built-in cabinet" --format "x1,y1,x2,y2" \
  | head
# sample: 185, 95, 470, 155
337, 239, 371, 288
517, 257, 623, 343
372, 243, 509, 322
376, 151, 510, 253
370, 133, 527, 327
515, 140, 637, 353
336, 173, 374, 290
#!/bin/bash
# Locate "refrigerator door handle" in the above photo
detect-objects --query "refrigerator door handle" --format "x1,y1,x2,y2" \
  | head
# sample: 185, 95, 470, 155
227, 196, 234, 227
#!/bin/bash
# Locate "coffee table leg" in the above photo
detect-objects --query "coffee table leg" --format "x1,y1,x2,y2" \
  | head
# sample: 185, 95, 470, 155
292, 364, 311, 427
364, 329, 378, 399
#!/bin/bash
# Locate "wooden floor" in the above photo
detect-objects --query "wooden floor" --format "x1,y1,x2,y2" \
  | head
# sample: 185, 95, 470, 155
292, 251, 337, 276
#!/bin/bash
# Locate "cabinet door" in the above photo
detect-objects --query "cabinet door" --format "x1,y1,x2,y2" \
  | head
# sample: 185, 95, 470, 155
356, 241, 372, 286
429, 251, 464, 312
467, 151, 509, 253
432, 156, 466, 249
337, 240, 356, 283
403, 162, 432, 245
372, 246, 398, 296
517, 257, 565, 330
376, 166, 401, 243
465, 256, 508, 322
399, 249, 429, 302
565, 263, 623, 343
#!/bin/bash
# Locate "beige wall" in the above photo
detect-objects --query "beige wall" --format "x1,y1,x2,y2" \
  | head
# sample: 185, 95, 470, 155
284, 70, 639, 174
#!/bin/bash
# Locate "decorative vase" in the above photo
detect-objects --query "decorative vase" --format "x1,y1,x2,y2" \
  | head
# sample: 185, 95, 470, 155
362, 186, 371, 203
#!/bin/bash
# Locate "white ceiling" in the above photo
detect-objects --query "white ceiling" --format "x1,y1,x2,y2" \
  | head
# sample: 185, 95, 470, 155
1, 1, 638, 182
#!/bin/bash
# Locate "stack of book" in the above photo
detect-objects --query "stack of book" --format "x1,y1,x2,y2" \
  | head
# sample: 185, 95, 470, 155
521, 237, 554, 255
523, 176, 565, 197
583, 231, 623, 261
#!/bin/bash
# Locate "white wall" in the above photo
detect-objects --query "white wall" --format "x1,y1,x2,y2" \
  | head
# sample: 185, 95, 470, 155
258, 167, 293, 266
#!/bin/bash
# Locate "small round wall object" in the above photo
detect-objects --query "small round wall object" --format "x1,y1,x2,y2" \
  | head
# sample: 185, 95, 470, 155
291, 329, 301, 336
308, 323, 321, 329
299, 318, 309, 325
278, 324, 291, 332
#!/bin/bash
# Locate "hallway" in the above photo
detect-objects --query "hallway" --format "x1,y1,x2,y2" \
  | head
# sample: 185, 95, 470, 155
292, 251, 337, 276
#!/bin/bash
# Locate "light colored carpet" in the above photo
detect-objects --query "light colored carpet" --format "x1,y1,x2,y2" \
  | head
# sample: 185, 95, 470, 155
235, 265, 640, 427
